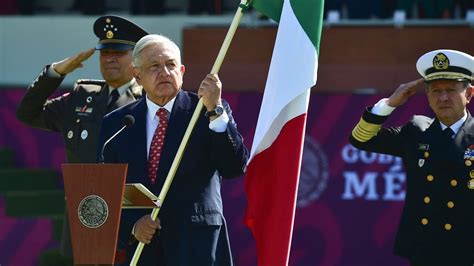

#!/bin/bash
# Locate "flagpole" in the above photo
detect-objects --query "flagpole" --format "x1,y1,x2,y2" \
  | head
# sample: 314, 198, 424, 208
130, 1, 252, 264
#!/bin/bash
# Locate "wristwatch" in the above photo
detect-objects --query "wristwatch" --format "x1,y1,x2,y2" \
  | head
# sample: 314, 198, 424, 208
205, 105, 224, 117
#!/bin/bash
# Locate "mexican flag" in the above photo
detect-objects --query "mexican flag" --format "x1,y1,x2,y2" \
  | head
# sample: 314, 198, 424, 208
244, 0, 324, 265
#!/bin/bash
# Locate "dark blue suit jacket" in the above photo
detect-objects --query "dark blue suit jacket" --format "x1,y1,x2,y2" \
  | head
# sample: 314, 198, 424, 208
98, 90, 248, 265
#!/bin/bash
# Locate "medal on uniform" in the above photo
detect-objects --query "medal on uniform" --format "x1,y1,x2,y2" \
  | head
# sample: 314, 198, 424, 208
75, 106, 93, 115
418, 159, 425, 167
81, 130, 88, 140
463, 144, 474, 160
418, 143, 430, 151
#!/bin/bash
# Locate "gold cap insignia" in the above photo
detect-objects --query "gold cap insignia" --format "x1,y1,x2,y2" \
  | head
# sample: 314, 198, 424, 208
106, 30, 114, 39
433, 53, 450, 70
106, 18, 111, 23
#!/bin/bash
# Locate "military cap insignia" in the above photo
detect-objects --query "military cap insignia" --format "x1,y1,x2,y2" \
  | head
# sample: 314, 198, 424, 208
94, 15, 149, 51
417, 49, 473, 81
104, 18, 117, 39
432, 53, 450, 70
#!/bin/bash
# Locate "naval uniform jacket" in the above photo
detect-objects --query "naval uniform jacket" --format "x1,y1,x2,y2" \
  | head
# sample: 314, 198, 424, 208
98, 90, 249, 265
16, 65, 143, 257
349, 107, 474, 264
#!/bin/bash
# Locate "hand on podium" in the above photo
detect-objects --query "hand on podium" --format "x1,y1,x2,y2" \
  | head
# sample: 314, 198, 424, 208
134, 215, 161, 244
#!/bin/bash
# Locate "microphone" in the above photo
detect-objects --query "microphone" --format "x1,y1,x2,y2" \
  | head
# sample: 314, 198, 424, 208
99, 115, 135, 163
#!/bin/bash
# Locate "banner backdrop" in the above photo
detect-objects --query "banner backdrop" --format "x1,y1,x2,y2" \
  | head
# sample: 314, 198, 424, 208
1, 88, 443, 265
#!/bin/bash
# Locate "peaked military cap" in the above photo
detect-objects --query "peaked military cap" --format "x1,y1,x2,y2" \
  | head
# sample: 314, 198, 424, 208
94, 15, 148, 50
416, 49, 473, 82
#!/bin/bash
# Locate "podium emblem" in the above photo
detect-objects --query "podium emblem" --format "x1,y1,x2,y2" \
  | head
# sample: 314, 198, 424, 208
78, 195, 109, 228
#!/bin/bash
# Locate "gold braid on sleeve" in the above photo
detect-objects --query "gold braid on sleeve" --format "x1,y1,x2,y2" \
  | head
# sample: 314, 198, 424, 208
352, 118, 382, 142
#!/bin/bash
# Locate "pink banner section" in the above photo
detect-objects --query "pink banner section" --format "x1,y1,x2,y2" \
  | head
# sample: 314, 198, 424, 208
1, 88, 456, 265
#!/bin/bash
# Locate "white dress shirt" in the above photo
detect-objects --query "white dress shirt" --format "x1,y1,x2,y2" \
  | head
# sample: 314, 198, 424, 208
145, 95, 229, 159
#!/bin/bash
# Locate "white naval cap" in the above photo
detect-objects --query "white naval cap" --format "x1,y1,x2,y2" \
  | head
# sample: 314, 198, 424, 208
416, 49, 473, 82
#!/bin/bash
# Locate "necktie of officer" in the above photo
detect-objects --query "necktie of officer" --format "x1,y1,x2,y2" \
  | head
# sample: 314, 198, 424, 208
443, 127, 455, 140
108, 89, 120, 112
148, 108, 169, 184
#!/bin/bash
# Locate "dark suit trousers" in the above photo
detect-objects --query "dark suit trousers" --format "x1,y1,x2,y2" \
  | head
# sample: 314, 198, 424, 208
129, 224, 232, 266
161, 225, 230, 266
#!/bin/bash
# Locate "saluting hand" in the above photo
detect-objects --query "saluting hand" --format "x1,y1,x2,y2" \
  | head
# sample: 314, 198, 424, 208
52, 48, 95, 76
133, 215, 161, 244
198, 74, 222, 113
387, 79, 424, 107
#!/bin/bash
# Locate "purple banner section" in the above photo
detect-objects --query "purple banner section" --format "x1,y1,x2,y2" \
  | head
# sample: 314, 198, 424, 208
1, 88, 462, 265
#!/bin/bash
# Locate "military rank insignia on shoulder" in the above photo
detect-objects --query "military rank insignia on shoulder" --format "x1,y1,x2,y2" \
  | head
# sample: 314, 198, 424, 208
74, 79, 106, 94
75, 79, 106, 86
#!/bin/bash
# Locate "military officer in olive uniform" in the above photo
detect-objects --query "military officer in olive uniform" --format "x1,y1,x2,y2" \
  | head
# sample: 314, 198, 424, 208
16, 15, 148, 260
350, 49, 474, 265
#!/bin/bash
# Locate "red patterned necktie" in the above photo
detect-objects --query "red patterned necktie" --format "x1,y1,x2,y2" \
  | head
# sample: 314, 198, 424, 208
148, 108, 169, 184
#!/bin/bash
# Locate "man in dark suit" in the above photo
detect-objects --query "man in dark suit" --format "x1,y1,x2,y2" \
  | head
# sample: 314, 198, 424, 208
98, 34, 249, 265
16, 15, 148, 260
349, 49, 474, 265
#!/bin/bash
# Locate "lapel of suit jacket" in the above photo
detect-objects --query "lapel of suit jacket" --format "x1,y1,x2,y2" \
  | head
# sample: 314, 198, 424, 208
128, 98, 149, 183
455, 111, 474, 153
96, 84, 110, 114
419, 118, 447, 163
155, 90, 194, 189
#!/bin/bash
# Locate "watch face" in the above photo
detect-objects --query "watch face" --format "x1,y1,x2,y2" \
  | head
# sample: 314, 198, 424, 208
215, 106, 224, 115
205, 105, 224, 117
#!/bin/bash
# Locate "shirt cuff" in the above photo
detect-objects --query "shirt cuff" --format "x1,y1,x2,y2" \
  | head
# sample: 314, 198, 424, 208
371, 98, 396, 116
47, 64, 64, 78
209, 110, 229, 133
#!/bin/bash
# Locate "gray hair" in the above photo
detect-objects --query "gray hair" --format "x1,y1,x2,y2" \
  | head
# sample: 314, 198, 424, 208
132, 34, 181, 67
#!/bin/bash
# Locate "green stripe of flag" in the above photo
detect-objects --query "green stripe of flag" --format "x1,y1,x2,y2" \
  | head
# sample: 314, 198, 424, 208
290, 0, 324, 53
251, 0, 284, 23
251, 0, 325, 53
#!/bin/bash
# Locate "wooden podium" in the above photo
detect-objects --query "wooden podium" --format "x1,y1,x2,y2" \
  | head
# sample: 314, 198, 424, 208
62, 163, 128, 265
